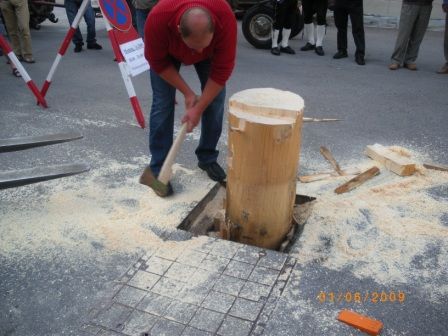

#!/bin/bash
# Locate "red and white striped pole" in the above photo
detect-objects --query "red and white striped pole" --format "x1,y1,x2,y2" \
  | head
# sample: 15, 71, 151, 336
102, 17, 146, 129
0, 35, 48, 108
40, 0, 90, 99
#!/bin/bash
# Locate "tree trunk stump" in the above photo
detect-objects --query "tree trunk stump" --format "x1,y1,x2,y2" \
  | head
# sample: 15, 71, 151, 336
225, 88, 304, 249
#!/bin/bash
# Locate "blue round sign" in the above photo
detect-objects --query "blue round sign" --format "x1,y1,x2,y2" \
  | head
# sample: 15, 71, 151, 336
99, 0, 132, 31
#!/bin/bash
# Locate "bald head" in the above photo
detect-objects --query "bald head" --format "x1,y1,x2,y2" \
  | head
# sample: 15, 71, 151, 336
179, 7, 214, 38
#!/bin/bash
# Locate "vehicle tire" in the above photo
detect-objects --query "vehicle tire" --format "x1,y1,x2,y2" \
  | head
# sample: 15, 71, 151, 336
242, 4, 303, 49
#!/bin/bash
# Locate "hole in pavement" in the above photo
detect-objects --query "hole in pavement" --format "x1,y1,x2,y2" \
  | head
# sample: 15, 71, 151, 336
177, 182, 316, 253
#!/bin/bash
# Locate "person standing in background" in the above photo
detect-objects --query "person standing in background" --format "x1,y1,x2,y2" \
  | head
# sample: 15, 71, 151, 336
271, 0, 298, 56
65, 0, 102, 52
300, 0, 328, 56
389, 0, 434, 71
0, 0, 35, 63
133, 0, 157, 37
437, 0, 448, 74
333, 0, 366, 65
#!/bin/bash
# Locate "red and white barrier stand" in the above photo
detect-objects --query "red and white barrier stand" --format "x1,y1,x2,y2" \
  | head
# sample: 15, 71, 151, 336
40, 0, 90, 98
0, 35, 48, 107
40, 0, 146, 128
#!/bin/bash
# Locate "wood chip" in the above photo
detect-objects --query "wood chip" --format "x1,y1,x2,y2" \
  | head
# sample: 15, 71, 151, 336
298, 167, 361, 183
334, 167, 380, 194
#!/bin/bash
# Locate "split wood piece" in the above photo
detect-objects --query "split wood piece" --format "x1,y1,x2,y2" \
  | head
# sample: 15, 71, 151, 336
334, 166, 380, 194
298, 166, 361, 183
303, 117, 341, 122
320, 146, 343, 175
365, 144, 416, 176
423, 163, 448, 172
337, 310, 383, 336
226, 88, 304, 249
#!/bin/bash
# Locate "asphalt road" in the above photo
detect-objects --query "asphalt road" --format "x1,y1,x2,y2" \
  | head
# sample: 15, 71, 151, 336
0, 8, 447, 336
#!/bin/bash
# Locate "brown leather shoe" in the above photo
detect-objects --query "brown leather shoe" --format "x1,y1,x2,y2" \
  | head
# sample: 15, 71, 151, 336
404, 63, 417, 71
389, 63, 400, 70
437, 64, 448, 74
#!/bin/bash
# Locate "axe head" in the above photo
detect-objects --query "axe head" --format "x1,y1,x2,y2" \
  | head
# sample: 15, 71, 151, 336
139, 166, 171, 197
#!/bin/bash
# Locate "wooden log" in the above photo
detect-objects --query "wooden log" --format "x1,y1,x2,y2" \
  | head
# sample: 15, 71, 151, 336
226, 88, 304, 249
423, 163, 448, 172
334, 166, 380, 194
365, 144, 416, 176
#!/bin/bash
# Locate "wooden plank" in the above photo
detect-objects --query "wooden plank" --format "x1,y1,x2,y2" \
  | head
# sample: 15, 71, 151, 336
365, 144, 416, 176
337, 310, 383, 336
298, 167, 361, 183
320, 146, 343, 175
334, 167, 380, 194
423, 163, 448, 172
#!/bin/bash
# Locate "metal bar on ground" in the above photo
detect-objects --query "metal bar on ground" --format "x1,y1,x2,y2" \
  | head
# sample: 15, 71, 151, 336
0, 163, 89, 189
0, 132, 83, 153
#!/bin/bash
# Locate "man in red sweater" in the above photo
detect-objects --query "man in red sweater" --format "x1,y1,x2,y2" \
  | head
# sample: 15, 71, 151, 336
142, 0, 237, 194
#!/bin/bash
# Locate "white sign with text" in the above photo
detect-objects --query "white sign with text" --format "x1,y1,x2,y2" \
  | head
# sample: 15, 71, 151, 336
119, 38, 149, 77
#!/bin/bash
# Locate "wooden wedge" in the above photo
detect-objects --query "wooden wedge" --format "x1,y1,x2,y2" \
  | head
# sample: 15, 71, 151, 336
335, 166, 380, 194
423, 163, 448, 172
320, 146, 344, 175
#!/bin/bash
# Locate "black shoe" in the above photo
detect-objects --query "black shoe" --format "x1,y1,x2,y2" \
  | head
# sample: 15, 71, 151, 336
280, 46, 295, 54
198, 162, 226, 182
271, 47, 280, 56
333, 50, 348, 59
315, 46, 324, 56
74, 43, 83, 53
355, 55, 365, 65
300, 42, 315, 51
87, 42, 102, 50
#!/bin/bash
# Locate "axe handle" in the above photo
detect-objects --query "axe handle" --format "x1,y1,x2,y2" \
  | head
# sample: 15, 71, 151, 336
158, 123, 188, 184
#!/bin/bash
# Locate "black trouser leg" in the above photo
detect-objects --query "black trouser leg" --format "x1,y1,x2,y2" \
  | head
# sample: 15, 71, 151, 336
349, 0, 365, 56
334, 5, 348, 51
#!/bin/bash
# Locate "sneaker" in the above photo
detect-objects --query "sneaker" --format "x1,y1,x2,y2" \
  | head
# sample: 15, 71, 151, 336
389, 63, 400, 70
280, 46, 295, 54
74, 43, 83, 53
300, 42, 315, 51
333, 50, 348, 59
404, 63, 417, 71
315, 46, 324, 56
437, 64, 448, 74
87, 42, 102, 50
271, 47, 280, 56
355, 55, 365, 65
198, 162, 226, 182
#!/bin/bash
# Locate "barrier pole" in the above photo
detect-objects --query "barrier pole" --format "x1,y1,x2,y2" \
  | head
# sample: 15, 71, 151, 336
0, 35, 48, 107
102, 17, 146, 129
40, 0, 90, 99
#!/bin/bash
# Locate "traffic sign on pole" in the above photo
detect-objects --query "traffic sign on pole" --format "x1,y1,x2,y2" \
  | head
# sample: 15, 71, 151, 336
99, 0, 132, 32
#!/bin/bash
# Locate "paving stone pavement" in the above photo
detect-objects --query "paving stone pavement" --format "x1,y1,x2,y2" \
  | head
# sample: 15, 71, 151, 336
84, 233, 296, 336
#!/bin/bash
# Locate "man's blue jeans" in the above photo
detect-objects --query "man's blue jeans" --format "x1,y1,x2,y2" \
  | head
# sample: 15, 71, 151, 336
149, 59, 225, 175
135, 8, 150, 38
65, 0, 96, 45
